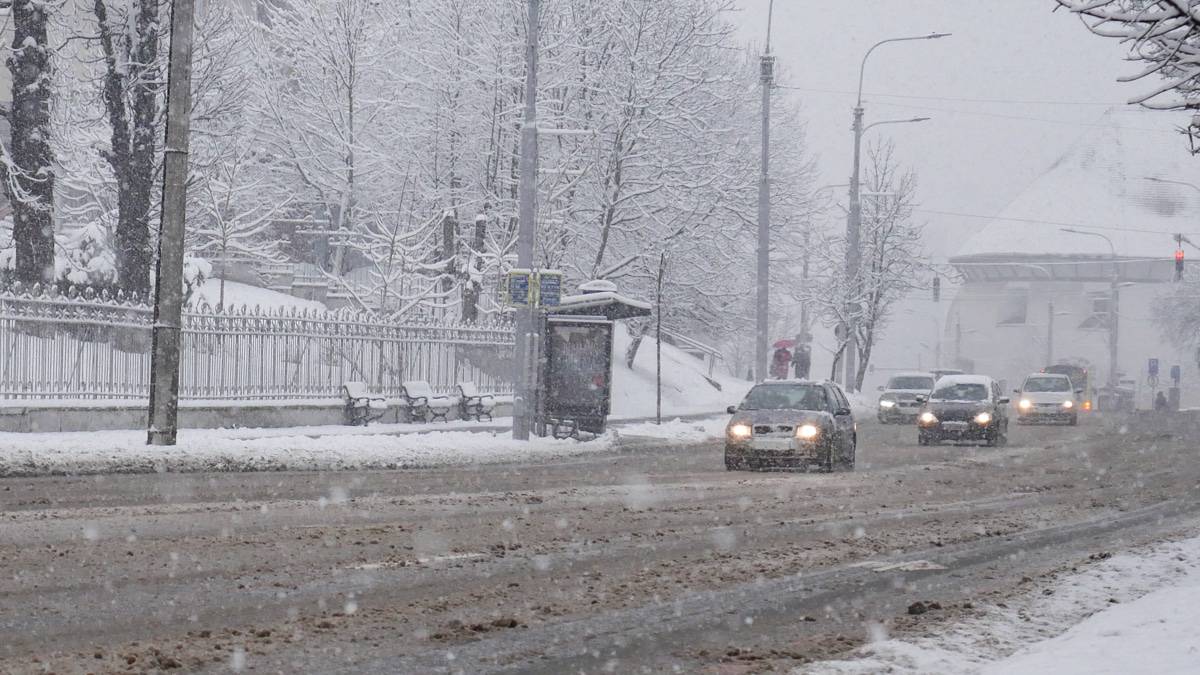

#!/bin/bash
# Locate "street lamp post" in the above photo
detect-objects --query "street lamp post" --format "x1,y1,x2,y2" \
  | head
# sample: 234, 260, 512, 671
755, 0, 776, 382
513, 0, 540, 440
844, 32, 948, 392
1061, 228, 1119, 389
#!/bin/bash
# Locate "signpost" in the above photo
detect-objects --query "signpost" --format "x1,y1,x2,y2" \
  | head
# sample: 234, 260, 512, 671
538, 270, 563, 307
504, 269, 564, 437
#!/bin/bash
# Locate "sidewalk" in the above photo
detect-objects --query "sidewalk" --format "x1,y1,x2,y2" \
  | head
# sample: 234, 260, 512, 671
802, 532, 1200, 675
0, 414, 729, 477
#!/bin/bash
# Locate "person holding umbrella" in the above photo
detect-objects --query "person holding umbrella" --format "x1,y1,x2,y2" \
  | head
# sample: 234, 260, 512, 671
770, 339, 794, 380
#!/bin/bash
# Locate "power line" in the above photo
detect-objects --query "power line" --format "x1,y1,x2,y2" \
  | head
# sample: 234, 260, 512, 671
873, 101, 1177, 134
914, 207, 1200, 236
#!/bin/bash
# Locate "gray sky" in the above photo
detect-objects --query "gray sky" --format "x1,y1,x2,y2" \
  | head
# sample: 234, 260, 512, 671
731, 0, 1154, 259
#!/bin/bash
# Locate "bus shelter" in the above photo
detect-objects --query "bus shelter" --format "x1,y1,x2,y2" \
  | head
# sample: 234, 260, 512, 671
536, 286, 650, 439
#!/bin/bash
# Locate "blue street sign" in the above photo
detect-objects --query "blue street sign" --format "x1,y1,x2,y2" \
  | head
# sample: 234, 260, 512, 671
538, 271, 563, 307
1148, 358, 1159, 377
507, 270, 532, 307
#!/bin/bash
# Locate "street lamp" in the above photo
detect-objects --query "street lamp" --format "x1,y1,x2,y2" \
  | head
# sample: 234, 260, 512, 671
844, 32, 949, 392
1060, 227, 1120, 389
755, 0, 776, 382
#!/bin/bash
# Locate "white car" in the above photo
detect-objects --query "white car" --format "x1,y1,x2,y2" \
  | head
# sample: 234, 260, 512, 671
1014, 373, 1080, 425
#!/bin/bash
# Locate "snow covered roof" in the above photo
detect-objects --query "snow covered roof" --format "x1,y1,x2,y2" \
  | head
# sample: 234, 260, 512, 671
553, 291, 652, 320
951, 108, 1196, 282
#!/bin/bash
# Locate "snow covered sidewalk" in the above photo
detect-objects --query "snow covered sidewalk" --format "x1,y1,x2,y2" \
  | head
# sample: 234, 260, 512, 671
803, 533, 1200, 675
0, 416, 727, 477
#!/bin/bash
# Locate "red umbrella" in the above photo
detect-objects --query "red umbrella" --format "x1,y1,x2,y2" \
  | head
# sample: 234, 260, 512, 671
772, 339, 796, 349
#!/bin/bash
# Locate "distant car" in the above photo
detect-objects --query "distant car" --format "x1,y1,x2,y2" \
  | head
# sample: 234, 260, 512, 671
916, 374, 1010, 447
877, 372, 936, 423
1015, 373, 1080, 425
930, 368, 966, 380
725, 380, 856, 472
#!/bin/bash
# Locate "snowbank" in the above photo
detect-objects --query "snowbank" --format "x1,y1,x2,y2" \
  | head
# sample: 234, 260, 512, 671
802, 532, 1200, 675
0, 415, 727, 477
188, 278, 327, 312
610, 324, 749, 418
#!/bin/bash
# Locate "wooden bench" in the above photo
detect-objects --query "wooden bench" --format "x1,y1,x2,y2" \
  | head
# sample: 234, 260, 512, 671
342, 381, 388, 426
457, 382, 495, 422
401, 380, 452, 423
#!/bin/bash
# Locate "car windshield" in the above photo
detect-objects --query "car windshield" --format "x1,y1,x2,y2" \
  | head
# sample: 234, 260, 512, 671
1023, 376, 1070, 392
740, 384, 828, 411
888, 376, 934, 390
930, 383, 989, 401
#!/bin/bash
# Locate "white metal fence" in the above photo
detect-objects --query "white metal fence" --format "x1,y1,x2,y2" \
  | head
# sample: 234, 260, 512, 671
0, 283, 514, 401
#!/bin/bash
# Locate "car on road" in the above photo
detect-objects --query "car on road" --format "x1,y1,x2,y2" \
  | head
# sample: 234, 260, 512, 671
725, 380, 856, 472
930, 368, 966, 380
877, 372, 936, 423
1015, 372, 1080, 425
916, 374, 1010, 447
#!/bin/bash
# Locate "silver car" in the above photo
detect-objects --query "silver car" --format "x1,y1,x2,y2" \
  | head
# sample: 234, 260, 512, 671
724, 380, 857, 472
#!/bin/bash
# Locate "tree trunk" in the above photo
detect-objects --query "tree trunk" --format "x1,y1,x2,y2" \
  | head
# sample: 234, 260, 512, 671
93, 0, 161, 297
6, 0, 55, 285
461, 213, 486, 323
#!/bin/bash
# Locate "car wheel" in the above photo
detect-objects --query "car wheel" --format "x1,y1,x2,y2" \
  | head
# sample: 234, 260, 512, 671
918, 432, 930, 446
1068, 414, 1078, 426
724, 454, 739, 471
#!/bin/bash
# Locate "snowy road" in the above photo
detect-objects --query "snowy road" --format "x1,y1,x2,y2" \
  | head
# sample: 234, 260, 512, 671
2, 417, 1199, 673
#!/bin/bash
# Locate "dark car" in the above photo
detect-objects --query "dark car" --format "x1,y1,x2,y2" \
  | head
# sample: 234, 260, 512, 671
916, 375, 1010, 447
724, 380, 856, 472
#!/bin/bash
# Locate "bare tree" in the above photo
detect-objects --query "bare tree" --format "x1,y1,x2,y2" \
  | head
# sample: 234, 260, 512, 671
90, 0, 163, 296
1055, 1, 1200, 143
803, 140, 927, 390
3, 0, 56, 285
188, 145, 291, 309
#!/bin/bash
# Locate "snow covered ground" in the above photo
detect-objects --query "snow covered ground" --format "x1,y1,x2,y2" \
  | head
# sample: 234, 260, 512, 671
611, 323, 750, 417
802, 533, 1200, 675
0, 415, 727, 476
188, 278, 328, 312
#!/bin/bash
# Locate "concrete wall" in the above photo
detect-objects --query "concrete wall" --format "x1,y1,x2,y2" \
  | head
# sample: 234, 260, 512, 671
0, 399, 513, 433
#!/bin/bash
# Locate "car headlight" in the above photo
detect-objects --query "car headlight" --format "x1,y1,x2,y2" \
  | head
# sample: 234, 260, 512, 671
879, 399, 896, 409
728, 423, 752, 439
919, 412, 938, 425
1062, 400, 1074, 409
974, 412, 992, 425
1018, 399, 1032, 410
796, 424, 819, 440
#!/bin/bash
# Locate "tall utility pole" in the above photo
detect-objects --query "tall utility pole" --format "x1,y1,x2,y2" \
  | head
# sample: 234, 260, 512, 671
1061, 228, 1119, 388
656, 253, 666, 425
844, 32, 948, 391
1046, 301, 1055, 367
147, 0, 197, 446
755, 0, 775, 383
512, 0, 539, 440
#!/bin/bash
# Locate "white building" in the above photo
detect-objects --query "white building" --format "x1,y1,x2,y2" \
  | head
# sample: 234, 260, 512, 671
945, 108, 1198, 407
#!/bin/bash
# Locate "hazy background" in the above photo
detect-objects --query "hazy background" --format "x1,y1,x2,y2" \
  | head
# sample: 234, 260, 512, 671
731, 0, 1154, 260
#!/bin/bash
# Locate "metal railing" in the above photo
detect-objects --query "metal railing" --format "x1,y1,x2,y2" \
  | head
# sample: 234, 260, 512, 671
0, 283, 514, 401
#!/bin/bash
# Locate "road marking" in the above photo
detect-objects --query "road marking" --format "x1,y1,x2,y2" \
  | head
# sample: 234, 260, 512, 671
851, 559, 947, 572
350, 552, 486, 570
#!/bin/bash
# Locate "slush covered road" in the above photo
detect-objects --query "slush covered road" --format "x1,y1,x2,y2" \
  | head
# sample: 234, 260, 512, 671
2, 417, 1199, 673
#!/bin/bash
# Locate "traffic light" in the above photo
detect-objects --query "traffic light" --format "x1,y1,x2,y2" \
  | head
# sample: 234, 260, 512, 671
1176, 248, 1185, 281
932, 276, 940, 303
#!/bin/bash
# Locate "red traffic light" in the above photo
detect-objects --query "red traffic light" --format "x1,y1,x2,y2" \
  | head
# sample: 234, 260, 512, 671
1177, 249, 1185, 262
